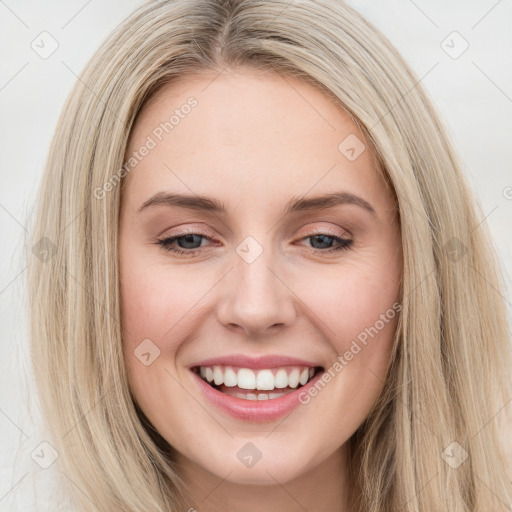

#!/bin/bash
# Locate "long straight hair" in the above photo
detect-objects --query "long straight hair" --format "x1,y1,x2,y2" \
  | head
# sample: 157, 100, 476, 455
26, 0, 512, 510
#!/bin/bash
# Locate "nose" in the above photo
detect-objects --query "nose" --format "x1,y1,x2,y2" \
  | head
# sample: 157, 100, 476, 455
216, 244, 297, 337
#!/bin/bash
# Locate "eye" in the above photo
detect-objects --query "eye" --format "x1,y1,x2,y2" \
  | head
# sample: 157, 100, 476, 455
154, 229, 354, 256
300, 233, 353, 253
156, 231, 213, 257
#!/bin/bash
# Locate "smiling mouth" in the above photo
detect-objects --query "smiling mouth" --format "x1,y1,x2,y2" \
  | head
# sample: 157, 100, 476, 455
191, 365, 325, 401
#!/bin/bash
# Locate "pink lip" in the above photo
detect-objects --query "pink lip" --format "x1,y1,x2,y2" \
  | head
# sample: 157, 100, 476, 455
189, 354, 322, 370
190, 367, 325, 422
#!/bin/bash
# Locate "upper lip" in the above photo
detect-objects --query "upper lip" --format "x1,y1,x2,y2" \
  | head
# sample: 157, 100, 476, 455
189, 354, 324, 370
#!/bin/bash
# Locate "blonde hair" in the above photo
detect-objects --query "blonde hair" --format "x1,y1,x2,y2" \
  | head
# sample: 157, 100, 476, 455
26, 0, 512, 510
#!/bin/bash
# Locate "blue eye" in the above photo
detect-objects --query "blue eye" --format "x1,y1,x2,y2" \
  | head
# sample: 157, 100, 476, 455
155, 232, 353, 256
156, 233, 209, 256
306, 234, 353, 252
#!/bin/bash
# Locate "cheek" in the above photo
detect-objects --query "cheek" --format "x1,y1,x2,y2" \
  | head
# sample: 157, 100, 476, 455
120, 259, 207, 349
293, 254, 400, 423
119, 257, 191, 393
296, 252, 400, 348
119, 259, 203, 430
119, 256, 221, 413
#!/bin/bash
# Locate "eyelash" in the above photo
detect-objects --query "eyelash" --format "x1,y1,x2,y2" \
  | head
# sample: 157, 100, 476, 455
155, 229, 353, 256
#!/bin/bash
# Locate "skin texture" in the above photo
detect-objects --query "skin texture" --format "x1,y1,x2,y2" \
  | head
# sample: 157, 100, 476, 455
119, 68, 402, 512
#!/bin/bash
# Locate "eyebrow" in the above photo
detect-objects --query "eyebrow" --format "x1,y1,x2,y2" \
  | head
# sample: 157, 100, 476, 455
138, 191, 377, 217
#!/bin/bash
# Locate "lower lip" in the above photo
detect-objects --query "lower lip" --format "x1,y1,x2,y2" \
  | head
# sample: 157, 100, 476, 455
190, 369, 324, 422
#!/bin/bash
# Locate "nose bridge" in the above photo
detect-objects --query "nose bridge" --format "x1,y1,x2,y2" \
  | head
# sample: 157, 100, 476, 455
216, 235, 296, 335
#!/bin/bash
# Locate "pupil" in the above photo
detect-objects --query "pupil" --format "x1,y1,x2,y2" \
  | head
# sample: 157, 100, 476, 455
178, 234, 201, 249
311, 235, 333, 249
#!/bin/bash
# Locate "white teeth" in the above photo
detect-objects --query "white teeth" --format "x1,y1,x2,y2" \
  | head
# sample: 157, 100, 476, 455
274, 369, 288, 388
213, 366, 224, 385
256, 369, 275, 390
224, 366, 238, 387
299, 368, 309, 385
197, 364, 319, 391
225, 389, 295, 400
288, 368, 300, 388
237, 368, 256, 389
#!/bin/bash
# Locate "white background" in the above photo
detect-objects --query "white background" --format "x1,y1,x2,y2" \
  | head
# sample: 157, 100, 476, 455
1, 1, 511, 510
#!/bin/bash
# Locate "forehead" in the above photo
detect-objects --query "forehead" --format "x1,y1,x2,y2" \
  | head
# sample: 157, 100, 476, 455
122, 69, 390, 213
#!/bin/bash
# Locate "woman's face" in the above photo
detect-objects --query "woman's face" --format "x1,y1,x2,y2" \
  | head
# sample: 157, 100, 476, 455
119, 68, 402, 487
